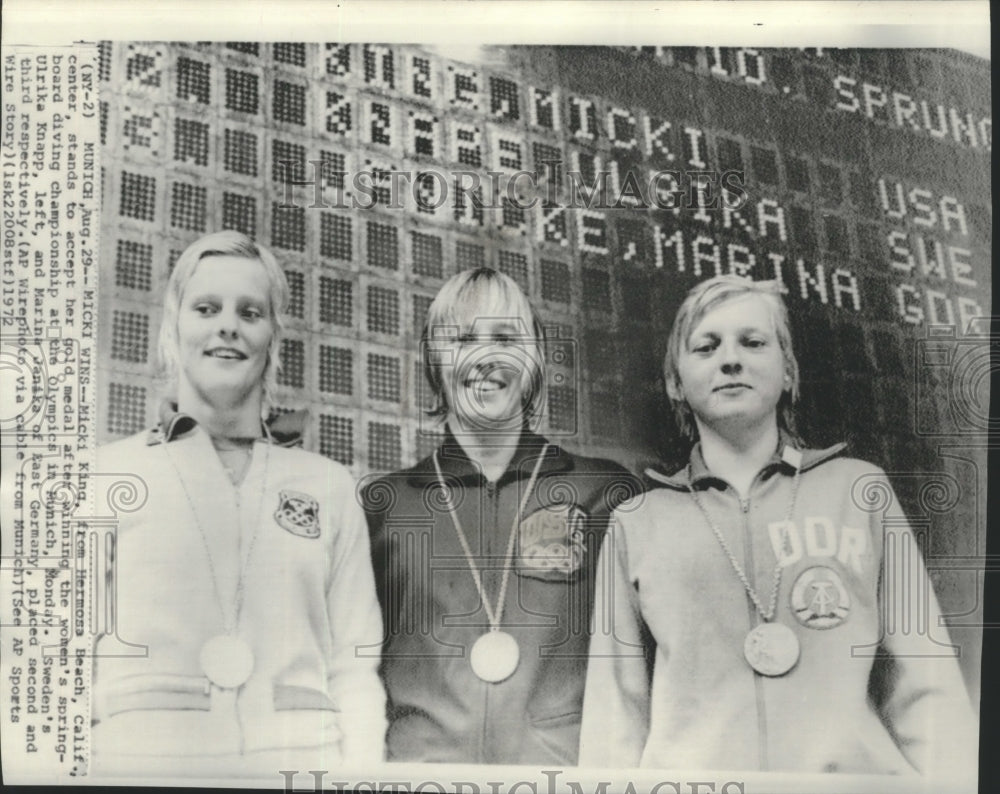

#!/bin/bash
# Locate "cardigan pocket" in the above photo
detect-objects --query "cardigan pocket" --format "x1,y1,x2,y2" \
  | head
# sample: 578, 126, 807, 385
96, 673, 211, 721
273, 684, 339, 711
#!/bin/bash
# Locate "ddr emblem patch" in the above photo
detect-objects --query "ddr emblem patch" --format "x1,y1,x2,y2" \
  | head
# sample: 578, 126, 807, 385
791, 565, 851, 629
275, 490, 320, 538
517, 504, 588, 576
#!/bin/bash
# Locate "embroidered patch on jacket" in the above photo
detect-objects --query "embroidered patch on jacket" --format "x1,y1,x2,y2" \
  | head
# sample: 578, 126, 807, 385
274, 490, 320, 538
790, 565, 851, 629
516, 504, 588, 575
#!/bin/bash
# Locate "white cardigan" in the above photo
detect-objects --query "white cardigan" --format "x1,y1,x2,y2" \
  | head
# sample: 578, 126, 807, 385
92, 420, 385, 771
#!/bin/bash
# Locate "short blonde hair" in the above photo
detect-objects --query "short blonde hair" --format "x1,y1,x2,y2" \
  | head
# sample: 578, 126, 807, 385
663, 276, 800, 441
158, 231, 289, 410
422, 267, 546, 421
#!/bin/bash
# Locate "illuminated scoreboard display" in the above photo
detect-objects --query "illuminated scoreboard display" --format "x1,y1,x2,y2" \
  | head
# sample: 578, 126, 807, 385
97, 43, 992, 482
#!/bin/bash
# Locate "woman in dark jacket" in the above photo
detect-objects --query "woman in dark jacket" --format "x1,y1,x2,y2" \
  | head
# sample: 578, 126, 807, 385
363, 267, 640, 764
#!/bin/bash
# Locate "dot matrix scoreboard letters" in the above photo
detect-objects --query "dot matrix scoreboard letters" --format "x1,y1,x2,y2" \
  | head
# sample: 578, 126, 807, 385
93, 44, 991, 471
95, 41, 991, 722
2, 43, 990, 779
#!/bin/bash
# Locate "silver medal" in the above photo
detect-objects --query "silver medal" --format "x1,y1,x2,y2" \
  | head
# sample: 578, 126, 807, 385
199, 634, 255, 688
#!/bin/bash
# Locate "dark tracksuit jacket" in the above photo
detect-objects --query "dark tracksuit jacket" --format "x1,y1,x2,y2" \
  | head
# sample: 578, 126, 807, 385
363, 429, 640, 764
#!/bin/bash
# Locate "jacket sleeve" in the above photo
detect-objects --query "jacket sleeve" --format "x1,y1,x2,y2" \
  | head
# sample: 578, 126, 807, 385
578, 512, 651, 768
325, 467, 387, 763
869, 472, 978, 783
360, 477, 392, 620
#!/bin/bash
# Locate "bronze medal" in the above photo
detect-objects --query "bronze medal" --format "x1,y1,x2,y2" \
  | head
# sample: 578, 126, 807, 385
199, 634, 255, 688
690, 446, 806, 678
470, 630, 520, 683
743, 622, 800, 676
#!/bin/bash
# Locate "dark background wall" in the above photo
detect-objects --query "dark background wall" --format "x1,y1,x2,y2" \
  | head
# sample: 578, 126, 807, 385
96, 43, 991, 694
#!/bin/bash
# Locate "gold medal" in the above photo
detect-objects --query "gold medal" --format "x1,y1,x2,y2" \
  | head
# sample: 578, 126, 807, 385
744, 622, 800, 677
470, 630, 520, 683
199, 634, 255, 688
433, 446, 549, 685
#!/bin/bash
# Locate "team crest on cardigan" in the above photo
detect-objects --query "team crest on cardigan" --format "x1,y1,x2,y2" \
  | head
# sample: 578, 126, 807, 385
517, 504, 588, 574
275, 490, 320, 538
791, 565, 851, 629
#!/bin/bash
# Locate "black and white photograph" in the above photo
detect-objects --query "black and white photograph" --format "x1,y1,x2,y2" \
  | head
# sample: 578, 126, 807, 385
0, 2, 991, 792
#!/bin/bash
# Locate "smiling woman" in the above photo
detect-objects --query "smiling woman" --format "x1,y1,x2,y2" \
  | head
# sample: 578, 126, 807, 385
362, 267, 642, 765
175, 255, 274, 417
158, 232, 288, 433
92, 231, 386, 777
424, 269, 546, 439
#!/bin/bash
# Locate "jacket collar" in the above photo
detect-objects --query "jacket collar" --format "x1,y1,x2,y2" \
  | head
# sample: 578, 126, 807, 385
409, 426, 571, 486
646, 433, 847, 491
146, 401, 306, 448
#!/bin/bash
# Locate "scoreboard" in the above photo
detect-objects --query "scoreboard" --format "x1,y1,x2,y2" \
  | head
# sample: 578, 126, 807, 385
97, 43, 991, 471
508, 46, 992, 466
96, 41, 990, 694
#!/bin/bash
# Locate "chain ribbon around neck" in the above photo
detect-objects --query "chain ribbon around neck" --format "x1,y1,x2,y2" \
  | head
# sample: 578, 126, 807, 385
688, 449, 803, 622
164, 437, 270, 634
432, 444, 549, 630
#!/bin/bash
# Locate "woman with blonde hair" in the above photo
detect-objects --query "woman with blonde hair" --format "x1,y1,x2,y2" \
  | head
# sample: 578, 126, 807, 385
580, 275, 977, 781
93, 231, 385, 776
364, 267, 640, 764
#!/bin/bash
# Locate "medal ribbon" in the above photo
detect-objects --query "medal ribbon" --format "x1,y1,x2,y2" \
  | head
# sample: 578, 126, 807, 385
432, 444, 549, 631
165, 439, 270, 635
688, 446, 803, 622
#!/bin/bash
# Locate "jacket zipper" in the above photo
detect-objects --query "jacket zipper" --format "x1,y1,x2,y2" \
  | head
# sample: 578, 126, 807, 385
479, 480, 500, 762
740, 495, 768, 771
